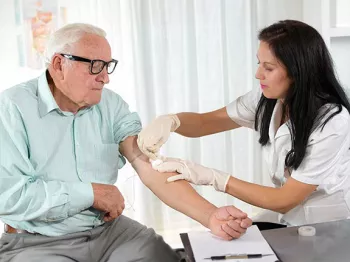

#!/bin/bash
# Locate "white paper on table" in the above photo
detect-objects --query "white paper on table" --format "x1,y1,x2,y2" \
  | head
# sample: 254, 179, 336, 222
188, 225, 278, 262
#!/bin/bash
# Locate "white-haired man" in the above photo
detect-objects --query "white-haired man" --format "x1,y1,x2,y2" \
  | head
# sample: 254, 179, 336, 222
0, 23, 252, 262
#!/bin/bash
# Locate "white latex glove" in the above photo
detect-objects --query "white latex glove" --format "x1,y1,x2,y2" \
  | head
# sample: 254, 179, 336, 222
137, 114, 180, 160
153, 158, 230, 192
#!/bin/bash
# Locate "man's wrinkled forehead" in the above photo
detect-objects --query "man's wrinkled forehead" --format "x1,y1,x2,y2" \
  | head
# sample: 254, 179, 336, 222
73, 34, 112, 60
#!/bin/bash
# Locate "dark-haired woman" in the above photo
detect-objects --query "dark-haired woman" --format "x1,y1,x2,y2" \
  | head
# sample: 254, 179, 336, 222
137, 20, 350, 227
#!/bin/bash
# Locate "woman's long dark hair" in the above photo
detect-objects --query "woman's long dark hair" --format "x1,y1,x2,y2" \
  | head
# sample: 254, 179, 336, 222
254, 20, 350, 169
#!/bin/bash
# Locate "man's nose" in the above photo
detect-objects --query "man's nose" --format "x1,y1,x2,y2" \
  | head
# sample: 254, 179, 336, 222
98, 67, 110, 84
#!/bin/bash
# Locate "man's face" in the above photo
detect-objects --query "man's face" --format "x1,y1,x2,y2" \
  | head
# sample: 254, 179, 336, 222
59, 34, 112, 107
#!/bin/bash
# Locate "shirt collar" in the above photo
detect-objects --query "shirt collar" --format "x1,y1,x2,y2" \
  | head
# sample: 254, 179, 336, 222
38, 71, 60, 118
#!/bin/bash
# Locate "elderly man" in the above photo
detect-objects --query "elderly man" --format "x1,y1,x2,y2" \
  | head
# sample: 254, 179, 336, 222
0, 23, 252, 262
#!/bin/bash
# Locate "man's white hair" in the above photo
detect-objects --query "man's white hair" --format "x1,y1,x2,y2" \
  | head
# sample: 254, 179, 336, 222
44, 23, 106, 67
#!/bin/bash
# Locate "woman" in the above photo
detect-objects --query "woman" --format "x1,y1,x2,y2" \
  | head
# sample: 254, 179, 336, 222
137, 20, 350, 227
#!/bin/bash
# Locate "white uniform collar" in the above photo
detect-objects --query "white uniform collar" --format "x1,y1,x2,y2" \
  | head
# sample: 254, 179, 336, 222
268, 100, 290, 142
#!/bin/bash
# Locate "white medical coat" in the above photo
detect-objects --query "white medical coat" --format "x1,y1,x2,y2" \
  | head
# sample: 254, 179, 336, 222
226, 88, 350, 226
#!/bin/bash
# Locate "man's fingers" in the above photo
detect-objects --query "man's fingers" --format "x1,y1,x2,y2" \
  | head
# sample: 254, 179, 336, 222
113, 211, 121, 219
211, 229, 234, 241
216, 214, 234, 221
167, 174, 186, 182
103, 212, 114, 222
221, 223, 243, 239
104, 207, 123, 222
226, 220, 247, 234
241, 217, 253, 228
226, 206, 247, 219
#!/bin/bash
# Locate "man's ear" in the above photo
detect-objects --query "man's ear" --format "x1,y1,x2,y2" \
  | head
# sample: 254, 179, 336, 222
51, 54, 64, 80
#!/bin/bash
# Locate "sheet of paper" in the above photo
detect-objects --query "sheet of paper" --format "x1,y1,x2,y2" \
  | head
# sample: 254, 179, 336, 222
188, 225, 278, 262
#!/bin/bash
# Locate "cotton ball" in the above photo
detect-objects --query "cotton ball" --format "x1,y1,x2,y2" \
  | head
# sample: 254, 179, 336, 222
151, 159, 163, 168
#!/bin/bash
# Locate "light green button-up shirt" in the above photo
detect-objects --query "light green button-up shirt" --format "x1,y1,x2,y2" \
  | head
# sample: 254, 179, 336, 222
0, 72, 141, 236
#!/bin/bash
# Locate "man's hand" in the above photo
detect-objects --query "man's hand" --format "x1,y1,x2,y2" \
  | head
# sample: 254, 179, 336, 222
92, 183, 125, 222
137, 114, 180, 160
208, 206, 252, 240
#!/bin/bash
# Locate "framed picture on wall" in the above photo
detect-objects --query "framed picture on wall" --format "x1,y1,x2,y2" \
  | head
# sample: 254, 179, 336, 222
15, 0, 67, 69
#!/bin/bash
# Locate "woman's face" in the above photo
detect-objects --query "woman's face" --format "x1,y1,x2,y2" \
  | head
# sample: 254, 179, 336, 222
255, 41, 293, 100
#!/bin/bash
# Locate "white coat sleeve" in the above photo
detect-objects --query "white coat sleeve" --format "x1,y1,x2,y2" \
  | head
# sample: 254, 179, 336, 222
225, 88, 262, 129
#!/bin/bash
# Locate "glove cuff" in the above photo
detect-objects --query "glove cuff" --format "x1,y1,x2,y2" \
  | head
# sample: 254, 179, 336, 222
212, 169, 231, 192
167, 114, 181, 132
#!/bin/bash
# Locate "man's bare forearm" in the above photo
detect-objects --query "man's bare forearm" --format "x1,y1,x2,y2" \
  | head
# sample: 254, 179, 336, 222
120, 136, 216, 227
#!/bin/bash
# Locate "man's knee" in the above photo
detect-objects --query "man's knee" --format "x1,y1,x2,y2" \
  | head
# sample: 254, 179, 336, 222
11, 251, 34, 262
108, 228, 179, 262
137, 228, 179, 261
12, 250, 74, 262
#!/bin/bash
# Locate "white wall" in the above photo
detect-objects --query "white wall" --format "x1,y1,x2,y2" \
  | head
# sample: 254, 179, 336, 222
331, 37, 350, 89
257, 0, 303, 27
331, 0, 350, 90
303, 0, 350, 91
335, 0, 350, 27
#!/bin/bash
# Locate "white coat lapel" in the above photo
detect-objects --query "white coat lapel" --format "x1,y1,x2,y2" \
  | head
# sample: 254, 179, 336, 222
269, 100, 283, 142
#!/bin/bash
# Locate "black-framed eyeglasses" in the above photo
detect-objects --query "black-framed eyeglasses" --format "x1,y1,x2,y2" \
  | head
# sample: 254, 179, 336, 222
60, 53, 118, 75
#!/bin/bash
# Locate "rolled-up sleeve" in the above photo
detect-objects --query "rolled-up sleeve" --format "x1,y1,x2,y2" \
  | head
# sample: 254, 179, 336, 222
292, 111, 350, 185
112, 95, 142, 168
226, 88, 262, 129
0, 98, 94, 222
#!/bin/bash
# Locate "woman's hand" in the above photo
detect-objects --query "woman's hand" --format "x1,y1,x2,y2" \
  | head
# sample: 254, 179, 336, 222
137, 115, 180, 160
153, 158, 231, 192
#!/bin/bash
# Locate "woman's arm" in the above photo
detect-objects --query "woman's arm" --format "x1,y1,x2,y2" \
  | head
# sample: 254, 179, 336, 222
154, 158, 317, 214
137, 107, 240, 159
175, 107, 241, 137
225, 177, 317, 214
137, 89, 259, 159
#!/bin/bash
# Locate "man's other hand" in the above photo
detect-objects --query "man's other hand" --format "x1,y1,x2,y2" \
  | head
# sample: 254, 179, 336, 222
92, 183, 125, 222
